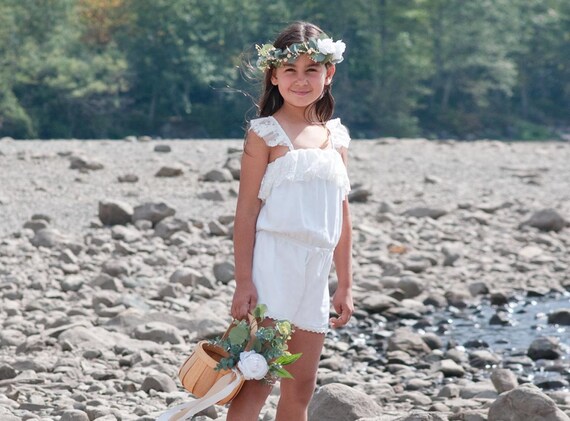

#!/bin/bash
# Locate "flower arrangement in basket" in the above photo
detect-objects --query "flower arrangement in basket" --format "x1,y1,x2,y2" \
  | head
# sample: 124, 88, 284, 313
212, 304, 302, 382
159, 305, 301, 421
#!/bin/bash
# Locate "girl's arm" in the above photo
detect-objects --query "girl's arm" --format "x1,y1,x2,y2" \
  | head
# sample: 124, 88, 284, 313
330, 147, 354, 328
231, 130, 269, 320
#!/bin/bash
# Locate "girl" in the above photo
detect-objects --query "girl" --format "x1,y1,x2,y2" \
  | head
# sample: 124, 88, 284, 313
229, 21, 354, 421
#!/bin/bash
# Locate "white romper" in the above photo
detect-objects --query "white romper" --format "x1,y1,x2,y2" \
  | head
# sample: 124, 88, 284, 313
248, 116, 351, 333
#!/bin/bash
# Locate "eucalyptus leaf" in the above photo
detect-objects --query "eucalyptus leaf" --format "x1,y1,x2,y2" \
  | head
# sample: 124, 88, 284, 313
228, 324, 249, 345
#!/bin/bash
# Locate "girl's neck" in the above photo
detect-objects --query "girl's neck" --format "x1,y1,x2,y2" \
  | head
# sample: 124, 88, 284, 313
275, 103, 320, 125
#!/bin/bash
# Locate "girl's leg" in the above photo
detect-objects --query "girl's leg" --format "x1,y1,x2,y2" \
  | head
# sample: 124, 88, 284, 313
226, 378, 272, 421
226, 318, 275, 421
275, 329, 325, 421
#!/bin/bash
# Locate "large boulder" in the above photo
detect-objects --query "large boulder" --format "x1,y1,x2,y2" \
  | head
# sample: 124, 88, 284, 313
308, 383, 382, 421
488, 384, 570, 421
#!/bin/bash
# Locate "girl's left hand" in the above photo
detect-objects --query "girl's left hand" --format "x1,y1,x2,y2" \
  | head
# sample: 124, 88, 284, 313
329, 287, 354, 328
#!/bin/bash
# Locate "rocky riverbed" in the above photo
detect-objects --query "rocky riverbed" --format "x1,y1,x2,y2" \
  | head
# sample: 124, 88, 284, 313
0, 136, 569, 421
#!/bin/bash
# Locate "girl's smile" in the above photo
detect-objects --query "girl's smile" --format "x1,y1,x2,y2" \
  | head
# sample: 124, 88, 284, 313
271, 54, 335, 109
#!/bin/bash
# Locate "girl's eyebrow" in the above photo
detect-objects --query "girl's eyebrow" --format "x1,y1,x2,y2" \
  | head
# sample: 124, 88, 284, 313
283, 62, 320, 68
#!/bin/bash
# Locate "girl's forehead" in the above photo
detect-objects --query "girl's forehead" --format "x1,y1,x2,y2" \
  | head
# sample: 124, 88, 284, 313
282, 54, 323, 67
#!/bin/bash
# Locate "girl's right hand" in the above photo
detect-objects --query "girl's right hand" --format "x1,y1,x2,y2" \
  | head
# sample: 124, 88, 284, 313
231, 281, 258, 320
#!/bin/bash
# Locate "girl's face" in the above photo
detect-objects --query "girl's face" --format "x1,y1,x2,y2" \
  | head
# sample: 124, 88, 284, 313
271, 53, 335, 109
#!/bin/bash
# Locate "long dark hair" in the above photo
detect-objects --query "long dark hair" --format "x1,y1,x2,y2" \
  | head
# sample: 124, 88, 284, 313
258, 22, 335, 123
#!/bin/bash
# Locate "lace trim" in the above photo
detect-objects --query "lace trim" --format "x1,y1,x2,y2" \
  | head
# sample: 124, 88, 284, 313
326, 118, 351, 149
249, 116, 351, 150
258, 149, 351, 201
264, 314, 328, 334
248, 117, 290, 148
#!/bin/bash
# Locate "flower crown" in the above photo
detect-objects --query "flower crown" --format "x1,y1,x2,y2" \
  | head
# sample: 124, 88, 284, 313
256, 37, 346, 71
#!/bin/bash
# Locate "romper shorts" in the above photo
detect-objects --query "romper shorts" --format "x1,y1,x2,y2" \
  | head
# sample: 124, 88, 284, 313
252, 230, 333, 333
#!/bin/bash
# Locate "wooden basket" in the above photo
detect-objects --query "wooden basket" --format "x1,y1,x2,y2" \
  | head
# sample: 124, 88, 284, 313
178, 340, 245, 405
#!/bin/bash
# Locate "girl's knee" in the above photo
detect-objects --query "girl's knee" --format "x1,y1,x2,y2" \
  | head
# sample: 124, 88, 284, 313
280, 375, 317, 404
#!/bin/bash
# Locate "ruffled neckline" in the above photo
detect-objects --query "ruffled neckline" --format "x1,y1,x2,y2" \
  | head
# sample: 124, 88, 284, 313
258, 148, 350, 201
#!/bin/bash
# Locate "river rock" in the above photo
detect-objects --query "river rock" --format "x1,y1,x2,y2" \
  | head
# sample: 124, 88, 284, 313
488, 384, 570, 421
60, 410, 90, 421
528, 336, 562, 360
98, 200, 133, 226
547, 309, 570, 325
520, 208, 567, 232
491, 368, 518, 393
402, 207, 448, 219
141, 373, 177, 393
155, 165, 184, 177
308, 383, 383, 421
133, 202, 176, 225
69, 156, 104, 171
387, 328, 431, 356
203, 168, 234, 182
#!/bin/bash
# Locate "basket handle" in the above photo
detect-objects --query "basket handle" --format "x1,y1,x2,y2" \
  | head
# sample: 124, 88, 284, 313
221, 313, 258, 351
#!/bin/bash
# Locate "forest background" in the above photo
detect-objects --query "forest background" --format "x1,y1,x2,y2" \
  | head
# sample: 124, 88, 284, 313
0, 0, 568, 140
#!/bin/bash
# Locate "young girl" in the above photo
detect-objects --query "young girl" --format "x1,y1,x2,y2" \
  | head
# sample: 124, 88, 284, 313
229, 21, 354, 421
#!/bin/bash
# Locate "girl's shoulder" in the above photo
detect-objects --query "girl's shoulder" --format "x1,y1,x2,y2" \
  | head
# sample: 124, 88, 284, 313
326, 118, 351, 149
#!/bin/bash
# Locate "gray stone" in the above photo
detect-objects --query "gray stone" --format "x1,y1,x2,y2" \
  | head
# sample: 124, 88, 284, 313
520, 208, 567, 232
154, 144, 171, 153
348, 188, 371, 203
30, 228, 72, 249
435, 359, 465, 377
488, 384, 570, 421
198, 189, 225, 201
98, 200, 133, 226
528, 336, 562, 360
60, 409, 90, 421
133, 202, 176, 225
224, 157, 241, 180
202, 168, 234, 182
134, 322, 185, 344
141, 373, 177, 393
469, 350, 501, 368
547, 309, 570, 325
491, 368, 518, 393
170, 267, 203, 287
0, 364, 17, 380
387, 328, 431, 356
209, 220, 228, 236
154, 217, 190, 239
117, 173, 139, 183
101, 259, 131, 277
308, 383, 383, 421
361, 294, 399, 313
155, 165, 184, 177
402, 207, 448, 219
213, 261, 234, 284
69, 156, 104, 171
23, 219, 49, 233
398, 277, 424, 298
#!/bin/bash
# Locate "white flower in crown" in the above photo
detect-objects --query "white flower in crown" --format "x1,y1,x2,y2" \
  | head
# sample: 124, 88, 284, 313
316, 38, 336, 55
237, 350, 269, 380
332, 40, 346, 63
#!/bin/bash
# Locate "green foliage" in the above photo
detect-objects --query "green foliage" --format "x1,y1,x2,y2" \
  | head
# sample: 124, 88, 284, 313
0, 0, 568, 139
212, 305, 302, 382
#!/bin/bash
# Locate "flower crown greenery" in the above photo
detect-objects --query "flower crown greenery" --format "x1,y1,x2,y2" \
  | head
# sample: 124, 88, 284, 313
212, 304, 302, 382
256, 36, 346, 71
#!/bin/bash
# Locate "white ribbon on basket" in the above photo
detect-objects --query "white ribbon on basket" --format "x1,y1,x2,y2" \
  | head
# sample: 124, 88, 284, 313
156, 369, 243, 421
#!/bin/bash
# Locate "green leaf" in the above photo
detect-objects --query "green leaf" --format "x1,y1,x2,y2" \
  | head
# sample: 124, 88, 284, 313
274, 353, 302, 366
228, 324, 249, 346
274, 367, 294, 379
253, 304, 267, 319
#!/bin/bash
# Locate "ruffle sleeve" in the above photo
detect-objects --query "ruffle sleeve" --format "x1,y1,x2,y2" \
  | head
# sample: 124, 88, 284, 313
327, 118, 351, 149
248, 117, 289, 148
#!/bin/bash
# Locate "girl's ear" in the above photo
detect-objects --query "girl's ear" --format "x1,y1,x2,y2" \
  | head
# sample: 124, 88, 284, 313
325, 64, 336, 86
271, 70, 278, 86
